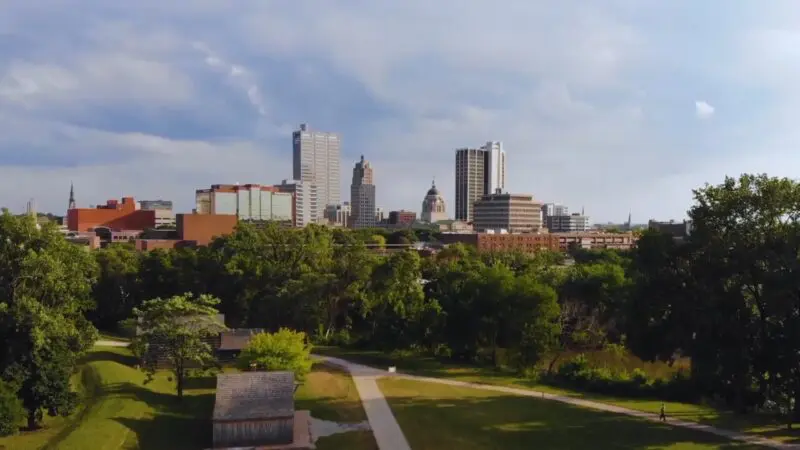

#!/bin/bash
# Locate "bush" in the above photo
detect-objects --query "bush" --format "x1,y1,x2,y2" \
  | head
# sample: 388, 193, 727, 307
557, 354, 591, 382
237, 329, 313, 382
0, 380, 23, 437
313, 328, 352, 347
543, 354, 700, 402
631, 368, 649, 386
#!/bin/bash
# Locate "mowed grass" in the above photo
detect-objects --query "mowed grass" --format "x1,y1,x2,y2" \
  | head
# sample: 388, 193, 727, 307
378, 377, 766, 450
0, 346, 377, 450
317, 347, 800, 444
297, 364, 377, 450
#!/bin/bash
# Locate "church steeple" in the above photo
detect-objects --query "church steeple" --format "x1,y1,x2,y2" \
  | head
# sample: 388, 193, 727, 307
68, 182, 76, 210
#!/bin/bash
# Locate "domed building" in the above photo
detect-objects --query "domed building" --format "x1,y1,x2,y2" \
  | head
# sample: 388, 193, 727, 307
421, 180, 448, 223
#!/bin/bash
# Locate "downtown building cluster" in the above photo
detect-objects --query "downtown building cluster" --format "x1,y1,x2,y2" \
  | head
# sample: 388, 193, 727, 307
52, 123, 636, 252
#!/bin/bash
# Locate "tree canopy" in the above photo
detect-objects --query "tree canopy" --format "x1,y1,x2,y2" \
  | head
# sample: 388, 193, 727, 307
237, 329, 313, 381
0, 212, 98, 429
129, 293, 226, 398
10, 173, 800, 430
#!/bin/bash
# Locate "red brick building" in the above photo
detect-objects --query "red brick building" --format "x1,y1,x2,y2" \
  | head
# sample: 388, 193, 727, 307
388, 210, 416, 226
439, 231, 636, 253
135, 213, 238, 250
67, 197, 155, 232
177, 213, 238, 246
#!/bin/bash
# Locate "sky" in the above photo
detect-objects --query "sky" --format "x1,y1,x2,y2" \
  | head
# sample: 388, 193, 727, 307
2, 1, 800, 223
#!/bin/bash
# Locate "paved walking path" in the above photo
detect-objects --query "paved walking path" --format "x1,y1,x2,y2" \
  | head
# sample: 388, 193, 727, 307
95, 339, 130, 347
93, 341, 794, 449
317, 356, 412, 450
318, 355, 800, 450
397, 374, 799, 449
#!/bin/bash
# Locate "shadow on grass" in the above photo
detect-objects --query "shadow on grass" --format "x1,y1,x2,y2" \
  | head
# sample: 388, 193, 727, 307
43, 365, 105, 446
106, 382, 214, 450
319, 347, 800, 445
295, 396, 366, 423
80, 349, 138, 366
182, 374, 218, 390
380, 392, 767, 450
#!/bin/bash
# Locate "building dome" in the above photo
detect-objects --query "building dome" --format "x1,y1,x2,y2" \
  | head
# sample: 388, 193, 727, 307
421, 180, 447, 223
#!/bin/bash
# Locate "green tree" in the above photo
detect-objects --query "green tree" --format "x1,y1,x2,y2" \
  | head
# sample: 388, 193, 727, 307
0, 213, 98, 429
687, 174, 800, 417
367, 234, 386, 249
364, 251, 438, 349
508, 276, 561, 369
129, 293, 226, 398
220, 223, 333, 328
90, 244, 142, 330
387, 230, 417, 246
237, 329, 313, 381
0, 380, 23, 437
286, 233, 376, 339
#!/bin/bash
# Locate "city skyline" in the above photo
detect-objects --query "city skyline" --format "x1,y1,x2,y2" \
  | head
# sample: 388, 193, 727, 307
3, 2, 798, 222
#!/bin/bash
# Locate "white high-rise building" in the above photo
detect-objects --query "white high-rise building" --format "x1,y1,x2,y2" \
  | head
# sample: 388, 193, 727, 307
194, 184, 293, 223
276, 179, 317, 227
455, 141, 507, 222
483, 141, 506, 193
293, 123, 340, 220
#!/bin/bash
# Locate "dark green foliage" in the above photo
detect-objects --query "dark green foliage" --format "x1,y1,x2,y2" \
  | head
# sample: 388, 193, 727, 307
129, 293, 226, 398
0, 380, 23, 437
75, 174, 800, 426
546, 354, 696, 401
0, 212, 98, 429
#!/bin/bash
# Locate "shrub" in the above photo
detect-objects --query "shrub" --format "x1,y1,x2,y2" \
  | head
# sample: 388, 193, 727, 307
631, 368, 649, 386
0, 380, 23, 437
558, 354, 591, 382
237, 329, 313, 382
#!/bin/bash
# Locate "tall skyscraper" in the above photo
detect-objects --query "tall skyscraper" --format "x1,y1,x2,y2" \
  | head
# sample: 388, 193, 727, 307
350, 155, 376, 229
454, 141, 507, 221
292, 123, 340, 219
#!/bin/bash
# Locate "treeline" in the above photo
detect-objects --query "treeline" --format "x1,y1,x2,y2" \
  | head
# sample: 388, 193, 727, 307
5, 173, 800, 434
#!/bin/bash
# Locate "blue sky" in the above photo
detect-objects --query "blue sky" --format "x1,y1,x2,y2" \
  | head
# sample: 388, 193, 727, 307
1, 1, 800, 222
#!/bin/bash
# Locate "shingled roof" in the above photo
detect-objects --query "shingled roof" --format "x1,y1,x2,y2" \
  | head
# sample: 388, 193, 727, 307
219, 328, 265, 351
213, 372, 295, 421
136, 313, 226, 336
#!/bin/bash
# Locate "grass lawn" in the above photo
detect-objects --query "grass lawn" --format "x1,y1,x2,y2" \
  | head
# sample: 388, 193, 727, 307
296, 365, 377, 450
0, 346, 376, 450
97, 331, 131, 342
378, 377, 766, 450
317, 346, 800, 445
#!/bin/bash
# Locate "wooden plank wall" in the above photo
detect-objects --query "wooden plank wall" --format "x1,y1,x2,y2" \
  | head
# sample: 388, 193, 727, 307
212, 418, 294, 447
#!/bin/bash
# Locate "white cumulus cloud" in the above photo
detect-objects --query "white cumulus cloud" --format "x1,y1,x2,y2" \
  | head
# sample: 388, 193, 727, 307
695, 100, 715, 119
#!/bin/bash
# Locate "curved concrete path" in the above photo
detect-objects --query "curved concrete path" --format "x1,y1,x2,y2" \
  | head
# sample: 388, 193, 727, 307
95, 339, 130, 347
95, 341, 794, 449
318, 356, 412, 450
317, 355, 800, 450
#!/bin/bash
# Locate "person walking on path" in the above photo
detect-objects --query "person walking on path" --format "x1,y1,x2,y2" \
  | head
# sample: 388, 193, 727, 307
659, 402, 667, 422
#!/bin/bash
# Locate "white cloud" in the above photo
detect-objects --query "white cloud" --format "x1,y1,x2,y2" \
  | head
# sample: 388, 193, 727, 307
695, 101, 715, 119
3, 1, 800, 222
192, 41, 267, 116
0, 54, 194, 108
0, 118, 287, 213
